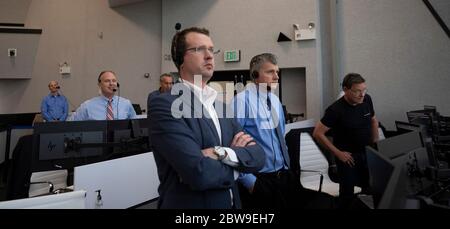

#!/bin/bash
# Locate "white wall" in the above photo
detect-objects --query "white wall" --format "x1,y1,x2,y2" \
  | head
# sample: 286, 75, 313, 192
0, 0, 162, 113
335, 0, 450, 129
161, 0, 322, 120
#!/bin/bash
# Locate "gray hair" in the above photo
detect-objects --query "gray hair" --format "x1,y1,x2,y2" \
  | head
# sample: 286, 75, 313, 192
249, 53, 278, 80
160, 73, 174, 82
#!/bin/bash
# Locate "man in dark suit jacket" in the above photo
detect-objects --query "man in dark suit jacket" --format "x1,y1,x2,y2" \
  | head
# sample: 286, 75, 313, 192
148, 27, 265, 209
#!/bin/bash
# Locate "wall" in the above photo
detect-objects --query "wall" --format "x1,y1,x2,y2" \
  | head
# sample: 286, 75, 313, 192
316, 0, 336, 113
335, 0, 450, 129
0, 0, 31, 24
281, 68, 306, 116
161, 0, 322, 120
429, 0, 450, 27
0, 0, 162, 113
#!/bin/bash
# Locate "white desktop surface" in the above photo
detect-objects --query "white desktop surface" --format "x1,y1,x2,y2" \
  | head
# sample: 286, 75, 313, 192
136, 114, 147, 119
74, 152, 159, 209
0, 190, 86, 209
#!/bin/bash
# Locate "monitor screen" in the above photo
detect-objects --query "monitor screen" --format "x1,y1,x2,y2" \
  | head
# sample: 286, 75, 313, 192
31, 119, 151, 173
31, 121, 107, 172
105, 119, 151, 159
377, 131, 424, 160
406, 109, 436, 129
395, 121, 423, 134
366, 146, 395, 208
395, 121, 438, 167
366, 146, 409, 209
0, 112, 39, 128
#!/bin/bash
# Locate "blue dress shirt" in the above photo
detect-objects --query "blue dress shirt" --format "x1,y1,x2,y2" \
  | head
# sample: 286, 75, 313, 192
41, 93, 69, 121
232, 84, 287, 189
71, 95, 136, 121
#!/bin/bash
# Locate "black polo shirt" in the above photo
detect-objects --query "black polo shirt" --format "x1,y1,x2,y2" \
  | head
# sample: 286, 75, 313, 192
321, 94, 375, 154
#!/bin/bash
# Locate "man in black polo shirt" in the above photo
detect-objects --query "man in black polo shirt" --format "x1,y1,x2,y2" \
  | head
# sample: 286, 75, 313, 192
313, 73, 379, 208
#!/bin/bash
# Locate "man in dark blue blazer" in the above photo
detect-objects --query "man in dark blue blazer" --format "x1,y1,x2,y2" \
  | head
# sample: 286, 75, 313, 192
148, 27, 265, 209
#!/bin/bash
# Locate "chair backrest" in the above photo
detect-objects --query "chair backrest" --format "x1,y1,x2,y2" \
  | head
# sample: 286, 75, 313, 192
284, 119, 316, 136
29, 170, 68, 197
286, 128, 332, 192
132, 104, 143, 115
285, 127, 315, 179
299, 132, 329, 184
32, 113, 44, 126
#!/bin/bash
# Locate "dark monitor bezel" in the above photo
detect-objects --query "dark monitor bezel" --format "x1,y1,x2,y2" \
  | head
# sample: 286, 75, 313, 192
366, 146, 410, 209
31, 119, 151, 173
31, 121, 107, 173
376, 131, 424, 160
366, 146, 395, 208
104, 118, 151, 159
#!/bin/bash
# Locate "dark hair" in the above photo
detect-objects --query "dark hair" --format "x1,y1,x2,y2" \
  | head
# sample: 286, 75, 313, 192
342, 73, 365, 90
98, 70, 116, 83
171, 27, 210, 71
249, 53, 278, 80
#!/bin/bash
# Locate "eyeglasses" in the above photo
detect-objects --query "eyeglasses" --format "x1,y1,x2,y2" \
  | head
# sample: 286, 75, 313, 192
350, 88, 368, 96
185, 46, 220, 55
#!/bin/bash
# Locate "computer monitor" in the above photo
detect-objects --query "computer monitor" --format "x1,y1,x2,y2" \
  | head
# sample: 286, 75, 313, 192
423, 105, 437, 112
395, 121, 438, 167
0, 112, 39, 128
366, 146, 409, 209
395, 121, 425, 136
105, 118, 151, 159
406, 109, 437, 134
377, 131, 424, 160
31, 121, 107, 172
31, 119, 151, 173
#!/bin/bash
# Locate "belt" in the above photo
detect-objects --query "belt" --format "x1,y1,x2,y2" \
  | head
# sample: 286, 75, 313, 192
259, 169, 289, 179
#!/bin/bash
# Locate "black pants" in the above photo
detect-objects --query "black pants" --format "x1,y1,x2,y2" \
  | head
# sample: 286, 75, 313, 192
336, 153, 370, 208
239, 169, 336, 209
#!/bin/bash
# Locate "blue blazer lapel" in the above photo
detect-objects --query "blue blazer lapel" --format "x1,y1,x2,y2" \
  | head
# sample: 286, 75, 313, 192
178, 86, 221, 144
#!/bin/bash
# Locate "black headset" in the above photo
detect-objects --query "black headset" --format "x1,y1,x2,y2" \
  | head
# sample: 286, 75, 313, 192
171, 32, 184, 70
251, 71, 259, 80
249, 56, 261, 81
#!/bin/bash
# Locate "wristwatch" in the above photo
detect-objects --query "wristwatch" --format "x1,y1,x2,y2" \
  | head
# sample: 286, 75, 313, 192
214, 146, 228, 161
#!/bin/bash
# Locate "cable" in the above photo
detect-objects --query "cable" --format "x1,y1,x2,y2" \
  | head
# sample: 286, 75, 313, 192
116, 86, 120, 120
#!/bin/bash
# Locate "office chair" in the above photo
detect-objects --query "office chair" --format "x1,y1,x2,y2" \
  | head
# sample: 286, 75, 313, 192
6, 135, 67, 200
282, 105, 304, 123
285, 127, 361, 196
132, 104, 143, 115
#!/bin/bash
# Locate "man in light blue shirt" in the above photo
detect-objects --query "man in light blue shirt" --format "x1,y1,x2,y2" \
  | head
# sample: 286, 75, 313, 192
232, 53, 335, 209
41, 80, 68, 122
71, 71, 136, 121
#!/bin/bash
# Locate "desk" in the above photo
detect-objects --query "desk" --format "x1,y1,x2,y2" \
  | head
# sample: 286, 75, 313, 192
74, 152, 159, 209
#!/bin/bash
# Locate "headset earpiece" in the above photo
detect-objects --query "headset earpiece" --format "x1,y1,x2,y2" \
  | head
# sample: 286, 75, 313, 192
251, 71, 259, 81
171, 32, 183, 70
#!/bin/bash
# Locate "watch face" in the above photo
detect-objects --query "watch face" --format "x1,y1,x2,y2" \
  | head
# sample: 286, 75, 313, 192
215, 147, 226, 160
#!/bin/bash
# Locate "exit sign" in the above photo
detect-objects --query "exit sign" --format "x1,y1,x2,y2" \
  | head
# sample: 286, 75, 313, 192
224, 50, 241, 62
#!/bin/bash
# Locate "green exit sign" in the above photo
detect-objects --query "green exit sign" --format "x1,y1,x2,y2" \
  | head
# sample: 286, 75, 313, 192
224, 50, 241, 62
